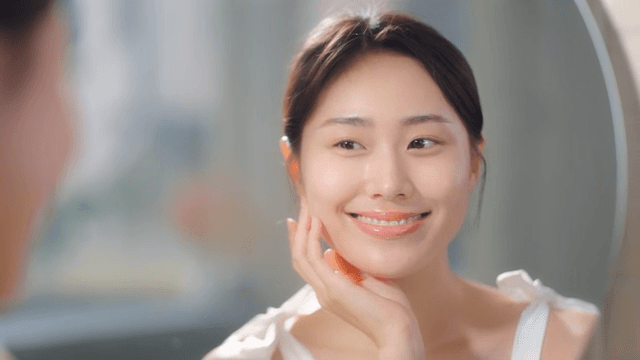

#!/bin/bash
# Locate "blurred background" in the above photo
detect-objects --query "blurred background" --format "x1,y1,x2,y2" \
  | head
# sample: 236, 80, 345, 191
0, 0, 638, 359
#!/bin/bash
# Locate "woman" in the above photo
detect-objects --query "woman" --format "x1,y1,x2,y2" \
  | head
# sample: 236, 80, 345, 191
204, 11, 599, 360
0, 0, 73, 358
0, 0, 72, 309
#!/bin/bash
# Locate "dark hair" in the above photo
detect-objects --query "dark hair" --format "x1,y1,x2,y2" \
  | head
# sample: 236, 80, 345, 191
283, 11, 487, 221
0, 0, 52, 36
0, 0, 54, 98
284, 11, 483, 154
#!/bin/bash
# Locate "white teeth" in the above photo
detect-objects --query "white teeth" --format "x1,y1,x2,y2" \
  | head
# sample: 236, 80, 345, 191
355, 214, 423, 226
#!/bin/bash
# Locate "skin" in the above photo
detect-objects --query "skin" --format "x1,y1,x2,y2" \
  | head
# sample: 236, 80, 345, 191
0, 9, 74, 308
298, 52, 479, 281
278, 53, 593, 359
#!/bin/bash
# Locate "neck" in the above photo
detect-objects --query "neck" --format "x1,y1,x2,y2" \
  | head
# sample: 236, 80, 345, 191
393, 251, 468, 349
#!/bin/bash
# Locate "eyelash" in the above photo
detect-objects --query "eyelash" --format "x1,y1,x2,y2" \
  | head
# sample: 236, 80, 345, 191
333, 138, 439, 150
408, 138, 438, 149
334, 140, 363, 150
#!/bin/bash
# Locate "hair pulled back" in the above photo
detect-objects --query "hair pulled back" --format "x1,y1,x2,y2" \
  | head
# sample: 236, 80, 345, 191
283, 11, 483, 156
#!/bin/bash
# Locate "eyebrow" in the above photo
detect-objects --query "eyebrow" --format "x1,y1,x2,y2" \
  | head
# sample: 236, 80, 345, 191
320, 114, 449, 128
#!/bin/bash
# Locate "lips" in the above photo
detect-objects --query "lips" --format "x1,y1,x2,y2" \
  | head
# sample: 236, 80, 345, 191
347, 210, 430, 239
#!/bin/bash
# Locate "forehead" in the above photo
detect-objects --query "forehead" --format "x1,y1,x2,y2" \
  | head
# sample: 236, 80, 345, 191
305, 52, 461, 130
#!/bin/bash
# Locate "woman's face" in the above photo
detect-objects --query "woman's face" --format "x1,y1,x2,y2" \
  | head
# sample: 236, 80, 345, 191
0, 12, 74, 301
297, 52, 482, 279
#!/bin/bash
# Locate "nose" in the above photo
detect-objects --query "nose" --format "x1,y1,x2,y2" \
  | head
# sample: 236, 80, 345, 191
364, 147, 414, 201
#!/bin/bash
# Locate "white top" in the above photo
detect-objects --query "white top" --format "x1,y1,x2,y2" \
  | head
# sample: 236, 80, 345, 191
203, 270, 599, 360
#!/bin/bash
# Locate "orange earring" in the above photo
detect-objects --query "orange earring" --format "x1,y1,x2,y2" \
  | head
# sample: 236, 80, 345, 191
281, 136, 300, 181
280, 137, 291, 161
289, 159, 300, 181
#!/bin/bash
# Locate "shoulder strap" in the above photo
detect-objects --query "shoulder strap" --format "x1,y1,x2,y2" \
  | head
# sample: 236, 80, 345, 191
510, 300, 551, 360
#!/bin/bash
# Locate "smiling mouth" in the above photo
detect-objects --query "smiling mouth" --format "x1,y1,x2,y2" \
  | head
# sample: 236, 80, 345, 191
347, 212, 431, 226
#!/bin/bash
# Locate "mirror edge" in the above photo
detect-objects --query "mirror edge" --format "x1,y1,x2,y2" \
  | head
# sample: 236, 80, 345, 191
577, 0, 640, 358
573, 0, 628, 271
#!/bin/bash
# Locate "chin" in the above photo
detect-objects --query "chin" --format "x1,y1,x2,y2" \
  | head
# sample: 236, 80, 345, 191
345, 246, 428, 279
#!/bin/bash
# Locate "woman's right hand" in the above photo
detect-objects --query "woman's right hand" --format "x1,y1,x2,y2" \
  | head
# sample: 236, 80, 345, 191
286, 199, 426, 360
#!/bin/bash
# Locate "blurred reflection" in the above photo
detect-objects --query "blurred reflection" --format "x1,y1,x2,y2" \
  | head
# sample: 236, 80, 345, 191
0, 1, 75, 359
170, 173, 268, 254
0, 0, 74, 307
591, 0, 640, 358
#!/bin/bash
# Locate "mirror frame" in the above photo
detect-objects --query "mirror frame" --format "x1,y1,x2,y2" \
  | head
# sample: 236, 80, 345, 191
574, 0, 627, 268
579, 0, 640, 358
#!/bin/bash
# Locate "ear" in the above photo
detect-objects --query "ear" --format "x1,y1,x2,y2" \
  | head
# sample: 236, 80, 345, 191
469, 137, 485, 187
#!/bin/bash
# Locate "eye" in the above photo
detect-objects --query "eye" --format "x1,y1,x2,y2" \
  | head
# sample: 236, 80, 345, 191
334, 140, 363, 150
408, 138, 436, 149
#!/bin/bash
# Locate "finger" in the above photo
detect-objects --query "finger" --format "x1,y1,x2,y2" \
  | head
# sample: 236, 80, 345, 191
309, 218, 358, 284
302, 216, 329, 288
359, 274, 412, 310
301, 221, 416, 347
291, 201, 309, 260
290, 207, 325, 291
307, 220, 361, 290
307, 217, 324, 264
310, 255, 409, 346
323, 249, 338, 270
323, 249, 363, 285
307, 218, 341, 281
305, 218, 355, 293
301, 198, 312, 231
321, 247, 407, 308
286, 218, 297, 251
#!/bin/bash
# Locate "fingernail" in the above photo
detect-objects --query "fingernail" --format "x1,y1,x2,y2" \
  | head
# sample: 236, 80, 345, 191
348, 272, 363, 285
324, 249, 337, 269
334, 252, 363, 285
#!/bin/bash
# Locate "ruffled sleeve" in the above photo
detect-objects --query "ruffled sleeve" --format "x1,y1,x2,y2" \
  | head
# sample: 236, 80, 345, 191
203, 285, 321, 360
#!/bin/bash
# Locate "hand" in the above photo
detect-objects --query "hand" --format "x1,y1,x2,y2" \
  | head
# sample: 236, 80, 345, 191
286, 200, 426, 360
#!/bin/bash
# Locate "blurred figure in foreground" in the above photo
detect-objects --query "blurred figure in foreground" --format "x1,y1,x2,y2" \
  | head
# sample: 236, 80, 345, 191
0, 0, 73, 357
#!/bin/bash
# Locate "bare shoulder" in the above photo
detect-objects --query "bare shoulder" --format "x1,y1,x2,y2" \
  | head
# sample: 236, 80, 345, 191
459, 279, 530, 358
468, 271, 600, 359
541, 307, 600, 359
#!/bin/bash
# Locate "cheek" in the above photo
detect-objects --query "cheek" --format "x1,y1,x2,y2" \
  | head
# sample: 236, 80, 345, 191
305, 158, 344, 190
302, 154, 360, 209
300, 154, 361, 244
416, 154, 471, 198
24, 87, 74, 201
